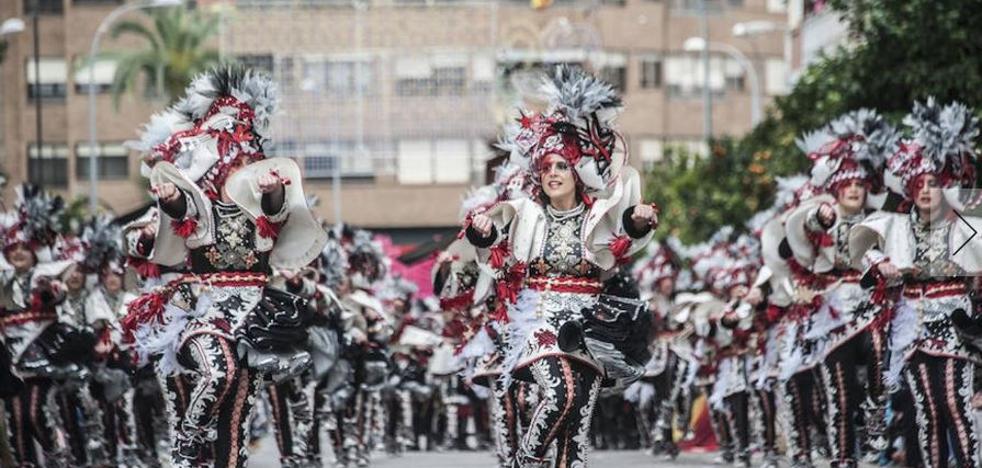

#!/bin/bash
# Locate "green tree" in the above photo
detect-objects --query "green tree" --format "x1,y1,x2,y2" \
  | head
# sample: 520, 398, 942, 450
102, 7, 221, 108
644, 139, 775, 244
646, 0, 982, 243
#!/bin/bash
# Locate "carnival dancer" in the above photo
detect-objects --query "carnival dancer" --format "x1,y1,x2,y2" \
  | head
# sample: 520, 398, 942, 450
121, 65, 327, 468
466, 65, 657, 467
743, 174, 811, 468
122, 206, 187, 465
784, 110, 899, 468
0, 184, 76, 466
80, 218, 148, 467
850, 98, 982, 468
629, 239, 683, 457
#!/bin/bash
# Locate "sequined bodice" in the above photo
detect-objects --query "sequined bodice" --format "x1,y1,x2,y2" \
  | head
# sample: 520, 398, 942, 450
833, 213, 863, 269
190, 201, 270, 273
530, 204, 599, 278
911, 213, 963, 279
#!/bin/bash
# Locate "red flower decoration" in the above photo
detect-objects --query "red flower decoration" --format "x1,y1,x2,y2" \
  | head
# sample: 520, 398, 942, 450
534, 330, 557, 347
256, 215, 280, 239
171, 217, 198, 238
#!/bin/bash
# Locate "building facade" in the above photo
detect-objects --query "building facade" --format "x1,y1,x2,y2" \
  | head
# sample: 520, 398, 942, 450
0, 0, 787, 233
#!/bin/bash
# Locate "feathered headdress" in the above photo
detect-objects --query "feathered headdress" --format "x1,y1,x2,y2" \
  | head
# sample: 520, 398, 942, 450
129, 64, 279, 200
80, 216, 124, 274
888, 97, 979, 197
347, 229, 387, 286
632, 239, 679, 294
0, 184, 64, 256
504, 65, 625, 194
319, 234, 349, 289
801, 109, 900, 195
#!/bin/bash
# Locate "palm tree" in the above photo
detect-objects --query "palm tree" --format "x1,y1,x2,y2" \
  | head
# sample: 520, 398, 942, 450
102, 7, 221, 108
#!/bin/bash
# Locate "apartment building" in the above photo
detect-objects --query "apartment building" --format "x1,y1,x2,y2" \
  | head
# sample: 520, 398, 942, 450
0, 0, 787, 236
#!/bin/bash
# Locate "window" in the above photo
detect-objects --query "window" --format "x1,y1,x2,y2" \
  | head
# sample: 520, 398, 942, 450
302, 57, 374, 96
640, 56, 662, 89
300, 141, 375, 180
599, 66, 627, 92
277, 57, 296, 89
396, 139, 472, 184
394, 54, 468, 97
75, 143, 129, 180
638, 139, 665, 169
724, 59, 745, 91
74, 58, 117, 94
237, 54, 274, 75
24, 0, 63, 15
25, 58, 67, 101
664, 54, 741, 97
28, 143, 69, 187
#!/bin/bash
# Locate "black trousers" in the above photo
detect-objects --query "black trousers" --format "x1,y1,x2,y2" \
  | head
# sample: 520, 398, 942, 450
167, 333, 262, 468
722, 391, 751, 464
520, 356, 602, 468
3, 378, 65, 466
780, 369, 828, 465
754, 387, 777, 455
904, 351, 980, 468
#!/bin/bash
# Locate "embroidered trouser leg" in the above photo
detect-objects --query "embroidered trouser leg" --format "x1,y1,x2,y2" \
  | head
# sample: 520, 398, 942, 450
176, 333, 258, 468
267, 381, 296, 464
210, 366, 262, 468
520, 356, 601, 468
491, 378, 519, 467
723, 391, 751, 463
158, 371, 191, 466
780, 370, 820, 465
859, 327, 888, 452
704, 384, 732, 459
819, 335, 864, 467
4, 377, 69, 466
651, 364, 674, 447
754, 387, 777, 455
56, 390, 85, 463
904, 351, 981, 468
891, 383, 923, 467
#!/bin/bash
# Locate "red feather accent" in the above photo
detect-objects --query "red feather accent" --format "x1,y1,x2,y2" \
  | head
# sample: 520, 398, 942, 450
765, 305, 784, 324
609, 235, 632, 263
490, 304, 510, 324
120, 291, 170, 343
171, 217, 198, 238
806, 230, 834, 248
489, 241, 510, 270
127, 257, 160, 278
256, 215, 280, 239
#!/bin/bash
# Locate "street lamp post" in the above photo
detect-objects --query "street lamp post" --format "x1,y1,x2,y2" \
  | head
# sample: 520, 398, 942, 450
1, 18, 25, 194
683, 36, 762, 127
87, 0, 183, 215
